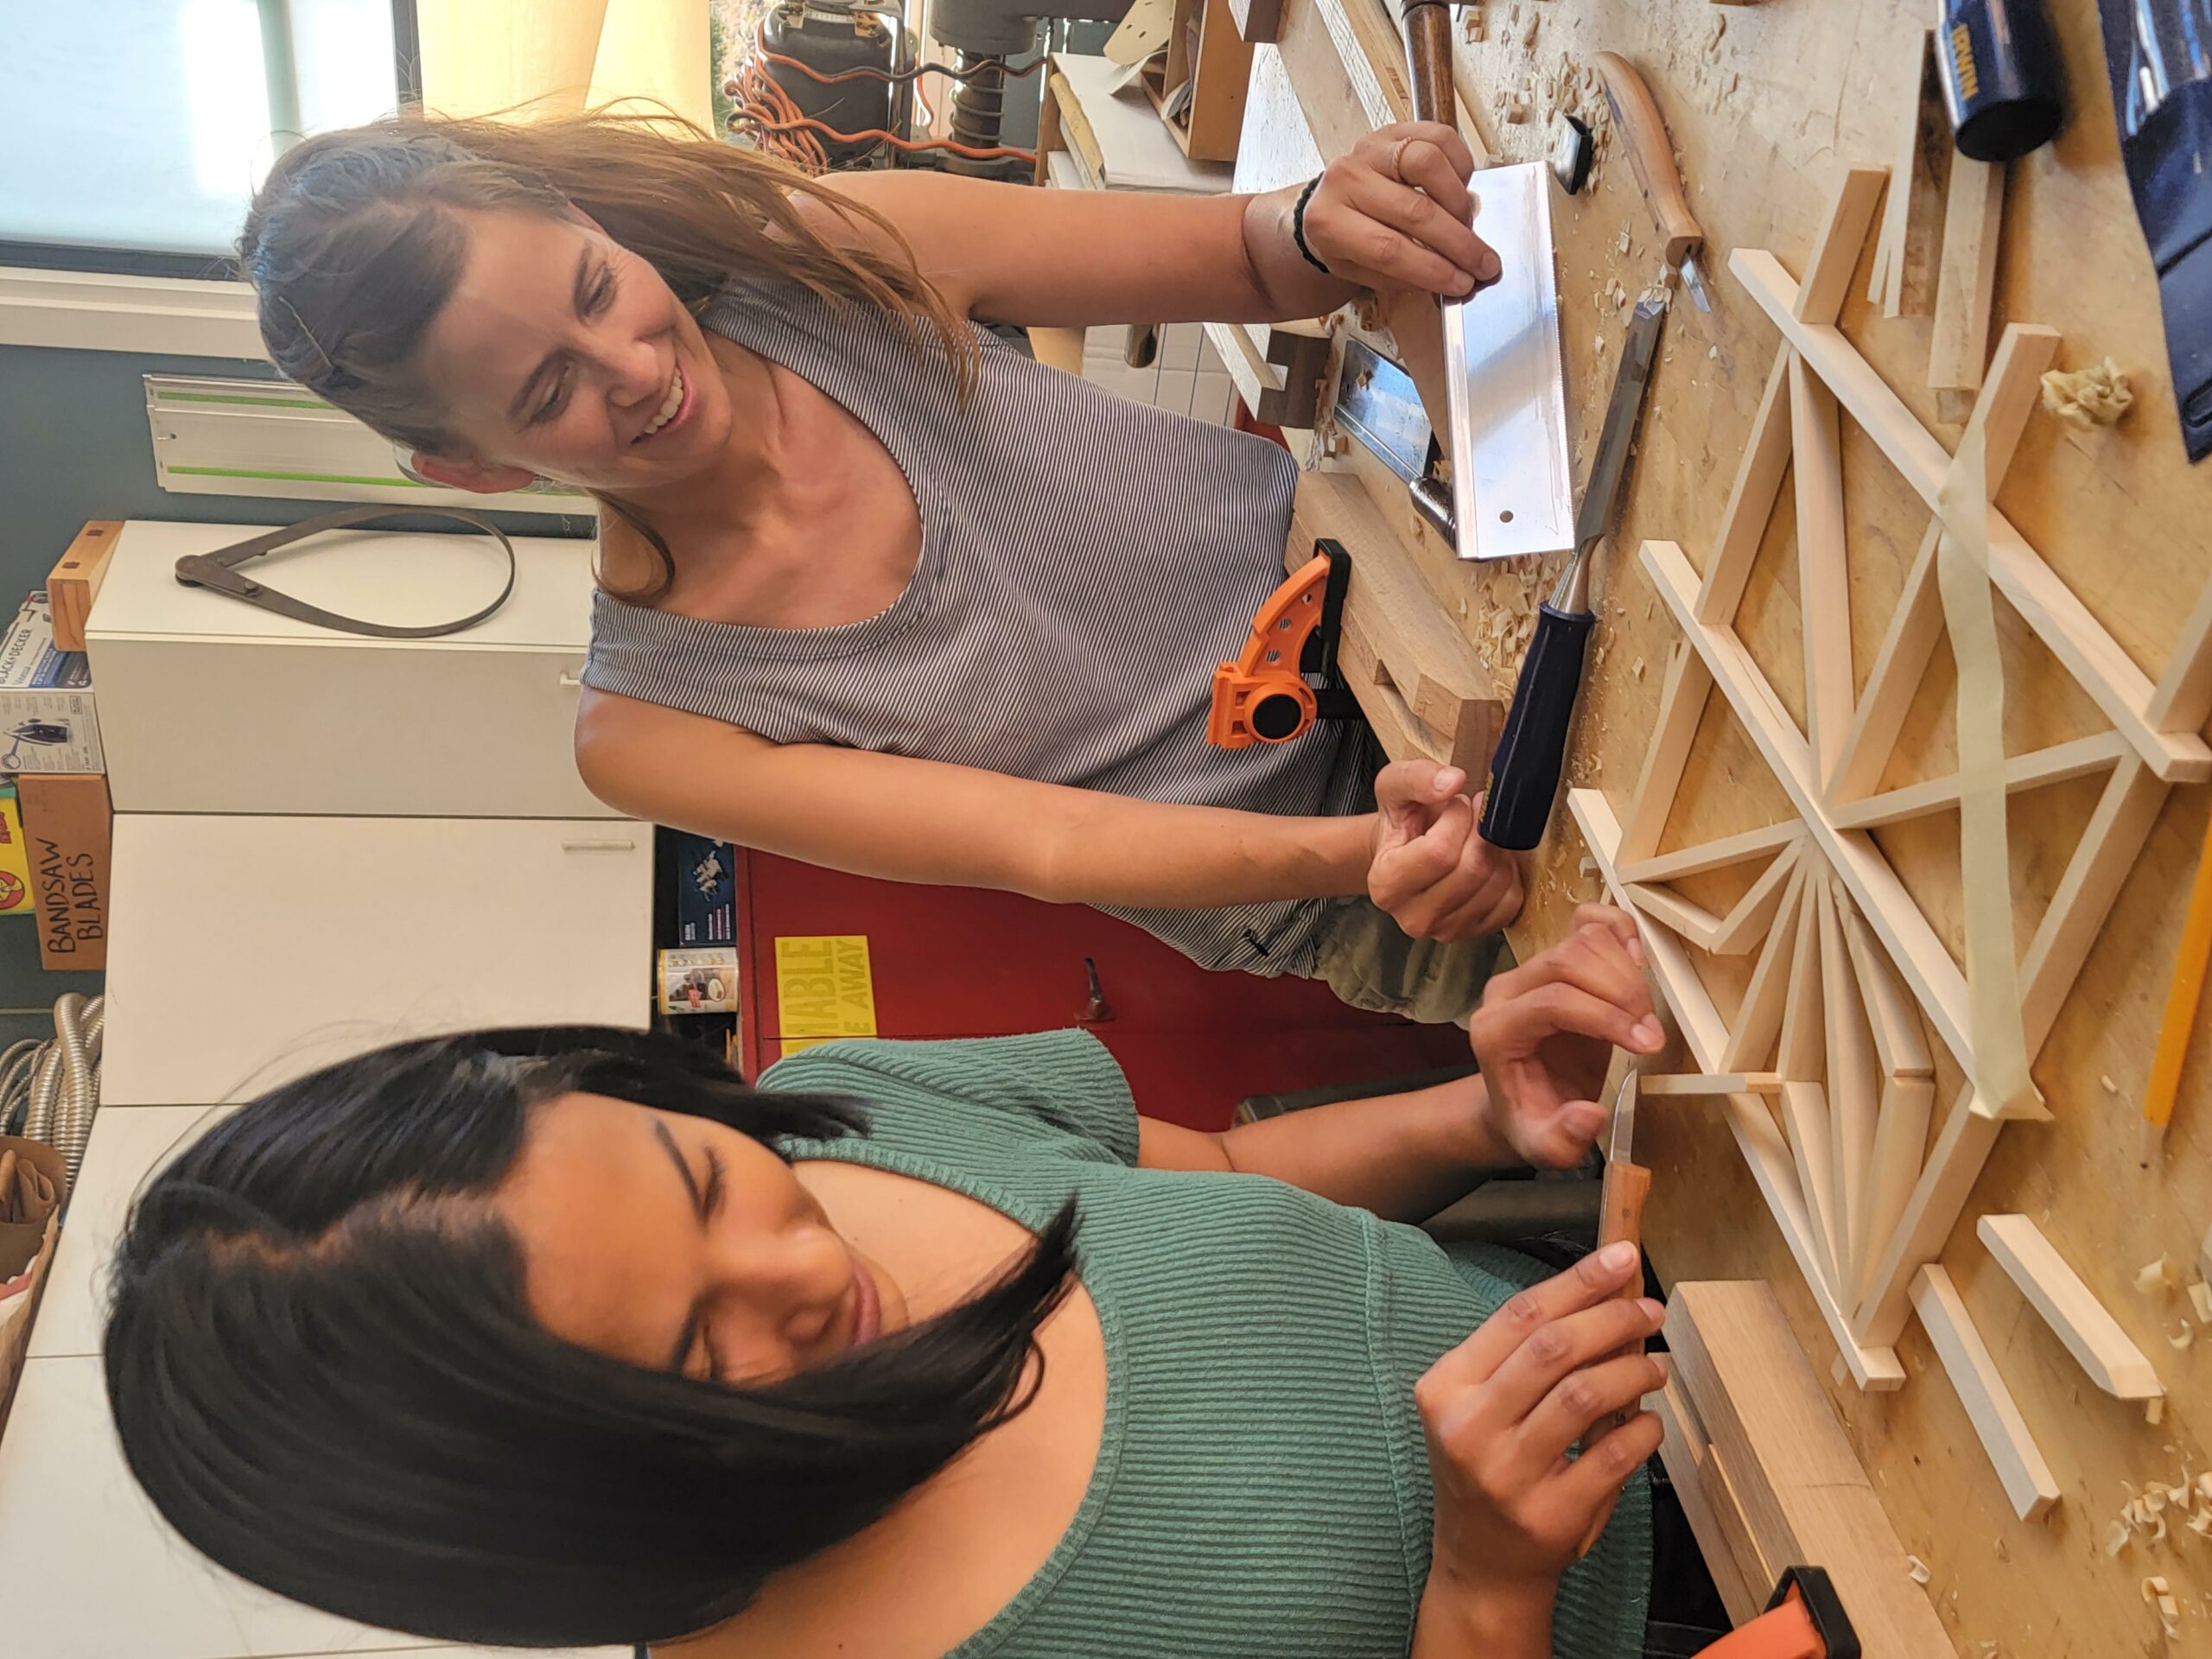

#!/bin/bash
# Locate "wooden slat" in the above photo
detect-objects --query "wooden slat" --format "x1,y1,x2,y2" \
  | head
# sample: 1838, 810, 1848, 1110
1827, 523, 1941, 807
1796, 166, 1890, 327
1854, 1074, 1935, 1307
1840, 906, 1934, 1077
1853, 1083, 1999, 1344
1977, 1213, 2164, 1398
1695, 349, 1794, 627
1618, 640, 1716, 864
1619, 819, 1798, 885
1790, 353, 1854, 787
1624, 881, 1727, 950
1910, 1264, 2062, 1521
1723, 861, 1809, 1071
1638, 1071, 1785, 1096
48, 520, 120, 652
1929, 156, 2005, 416
1818, 874, 1881, 1281
1711, 840, 1802, 956
1829, 733, 2129, 830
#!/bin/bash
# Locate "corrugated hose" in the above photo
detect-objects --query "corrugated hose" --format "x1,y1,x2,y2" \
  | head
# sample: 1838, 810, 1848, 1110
2, 994, 104, 1191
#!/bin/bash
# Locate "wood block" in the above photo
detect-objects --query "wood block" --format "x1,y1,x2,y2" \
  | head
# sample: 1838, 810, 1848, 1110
1910, 1264, 2061, 1521
1227, 0, 1282, 41
1664, 1282, 1955, 1656
1928, 156, 2005, 410
47, 521, 119, 653
1794, 164, 1890, 327
13, 774, 111, 973
1289, 470, 1503, 774
1977, 1213, 2164, 1398
1650, 1379, 1763, 1625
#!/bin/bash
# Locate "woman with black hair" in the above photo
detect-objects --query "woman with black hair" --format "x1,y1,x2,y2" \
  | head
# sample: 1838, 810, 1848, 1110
104, 906, 1670, 1658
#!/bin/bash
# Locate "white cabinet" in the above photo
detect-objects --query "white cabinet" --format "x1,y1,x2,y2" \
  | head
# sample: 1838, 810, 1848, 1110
86, 518, 614, 817
100, 814, 652, 1106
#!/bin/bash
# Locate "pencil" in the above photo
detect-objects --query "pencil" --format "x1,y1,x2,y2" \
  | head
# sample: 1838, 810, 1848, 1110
2143, 798, 2212, 1165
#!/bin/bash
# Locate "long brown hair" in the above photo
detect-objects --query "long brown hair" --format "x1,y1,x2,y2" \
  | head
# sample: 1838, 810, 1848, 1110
240, 107, 976, 599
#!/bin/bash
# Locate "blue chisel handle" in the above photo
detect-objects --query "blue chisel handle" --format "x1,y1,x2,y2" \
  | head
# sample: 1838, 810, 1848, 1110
1478, 601, 1595, 850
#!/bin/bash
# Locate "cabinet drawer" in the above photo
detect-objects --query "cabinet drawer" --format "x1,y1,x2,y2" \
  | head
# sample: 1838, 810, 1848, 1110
92, 637, 607, 817
102, 815, 652, 1105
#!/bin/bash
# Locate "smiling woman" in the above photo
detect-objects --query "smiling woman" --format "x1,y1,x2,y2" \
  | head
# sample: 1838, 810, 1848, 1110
235, 106, 1529, 1024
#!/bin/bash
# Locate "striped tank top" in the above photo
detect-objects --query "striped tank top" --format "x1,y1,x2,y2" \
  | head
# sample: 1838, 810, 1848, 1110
583, 274, 1372, 976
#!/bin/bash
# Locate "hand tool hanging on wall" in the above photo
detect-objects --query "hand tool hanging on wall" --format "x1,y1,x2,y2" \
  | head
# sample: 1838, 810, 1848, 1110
1478, 296, 1666, 849
2095, 0, 2212, 460
1936, 0, 2067, 161
1592, 54, 1714, 312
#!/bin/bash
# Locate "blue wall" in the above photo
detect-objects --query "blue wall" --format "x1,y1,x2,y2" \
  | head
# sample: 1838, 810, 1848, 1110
0, 341, 592, 1040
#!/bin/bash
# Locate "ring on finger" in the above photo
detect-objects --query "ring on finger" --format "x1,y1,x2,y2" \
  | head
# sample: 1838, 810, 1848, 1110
1390, 136, 1413, 181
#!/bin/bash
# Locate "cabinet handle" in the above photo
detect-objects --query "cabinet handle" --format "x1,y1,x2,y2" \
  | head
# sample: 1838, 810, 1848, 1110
558, 671, 585, 688
562, 837, 637, 853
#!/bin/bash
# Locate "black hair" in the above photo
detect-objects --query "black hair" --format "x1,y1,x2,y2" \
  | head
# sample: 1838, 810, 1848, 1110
102, 1025, 1076, 1649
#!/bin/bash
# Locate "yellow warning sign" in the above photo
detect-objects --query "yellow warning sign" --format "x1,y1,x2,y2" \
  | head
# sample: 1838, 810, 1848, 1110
774, 935, 878, 1049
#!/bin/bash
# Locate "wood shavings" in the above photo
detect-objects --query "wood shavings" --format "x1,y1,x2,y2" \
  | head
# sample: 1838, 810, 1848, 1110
1707, 10, 1726, 55
1905, 1554, 1931, 1585
2107, 1521, 2133, 1558
1519, 5, 1538, 48
1632, 657, 1645, 678
2169, 1320, 2195, 1350
1461, 5, 1483, 42
2190, 1279, 2212, 1323
2040, 358, 2133, 428
2148, 1395, 2165, 1425
2101, 1073, 2119, 1094
2142, 1575, 2182, 1638
1504, 91, 1532, 124
2138, 1255, 2179, 1294
1617, 226, 1633, 257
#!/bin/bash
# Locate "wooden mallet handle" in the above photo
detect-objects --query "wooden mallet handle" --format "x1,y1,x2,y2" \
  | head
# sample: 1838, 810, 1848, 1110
1397, 0, 1458, 130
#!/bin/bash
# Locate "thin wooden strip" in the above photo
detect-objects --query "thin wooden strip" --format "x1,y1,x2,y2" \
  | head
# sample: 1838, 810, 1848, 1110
1818, 874, 1881, 1282
1827, 524, 1942, 808
1840, 906, 1933, 1077
1572, 789, 1904, 1388
2018, 756, 2169, 1056
1854, 1075, 1935, 1307
1872, 30, 1939, 319
1796, 165, 1890, 326
1723, 859, 1809, 1071
1643, 537, 1977, 1070
1695, 349, 1794, 627
1651, 1382, 1764, 1626
1618, 640, 1717, 864
1638, 1071, 1785, 1096
1829, 733, 2130, 830
1781, 1080, 1846, 1292
1978, 1214, 2164, 1398
1790, 353, 1855, 789
1730, 249, 2212, 782
1620, 818, 1799, 884
1933, 372, 2042, 1121
1853, 1083, 1999, 1344
1624, 882, 1727, 951
1910, 1264, 2062, 1521
1711, 841, 1802, 956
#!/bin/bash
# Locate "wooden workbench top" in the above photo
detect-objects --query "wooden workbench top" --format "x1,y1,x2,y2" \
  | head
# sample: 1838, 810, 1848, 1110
1247, 0, 2212, 1651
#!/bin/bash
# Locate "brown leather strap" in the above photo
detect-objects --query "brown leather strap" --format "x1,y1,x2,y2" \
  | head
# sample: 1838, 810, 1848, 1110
173, 505, 518, 639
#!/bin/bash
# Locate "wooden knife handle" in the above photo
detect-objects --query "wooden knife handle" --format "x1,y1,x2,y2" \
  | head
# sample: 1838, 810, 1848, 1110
1592, 52, 1702, 268
1577, 1157, 1652, 1557
1399, 1, 1457, 130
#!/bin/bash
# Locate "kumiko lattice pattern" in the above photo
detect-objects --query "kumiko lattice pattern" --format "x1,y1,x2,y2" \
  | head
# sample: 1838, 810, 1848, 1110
1571, 166, 2212, 1389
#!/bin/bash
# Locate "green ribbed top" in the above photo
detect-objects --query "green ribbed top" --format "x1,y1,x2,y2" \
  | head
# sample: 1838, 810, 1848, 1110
766, 1031, 1649, 1659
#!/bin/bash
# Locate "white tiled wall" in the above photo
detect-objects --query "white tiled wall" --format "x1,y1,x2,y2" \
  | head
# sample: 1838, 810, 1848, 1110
1078, 321, 1240, 424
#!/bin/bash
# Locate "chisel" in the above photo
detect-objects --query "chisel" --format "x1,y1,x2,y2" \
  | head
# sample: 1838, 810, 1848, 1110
1478, 296, 1665, 849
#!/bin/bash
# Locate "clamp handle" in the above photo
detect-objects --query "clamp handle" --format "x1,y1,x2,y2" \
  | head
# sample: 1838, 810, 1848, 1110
1209, 550, 1338, 750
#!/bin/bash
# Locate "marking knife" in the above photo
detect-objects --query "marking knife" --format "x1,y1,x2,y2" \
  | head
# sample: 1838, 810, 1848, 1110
1592, 54, 1713, 312
1478, 296, 1666, 850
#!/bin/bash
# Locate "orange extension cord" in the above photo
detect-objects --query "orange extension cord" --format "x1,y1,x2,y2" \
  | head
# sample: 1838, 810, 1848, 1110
729, 21, 1041, 172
